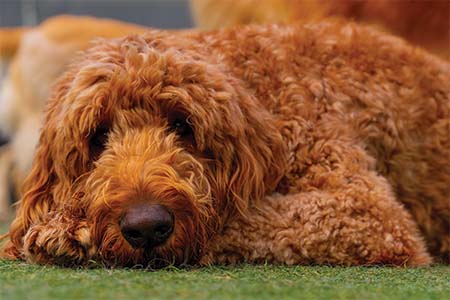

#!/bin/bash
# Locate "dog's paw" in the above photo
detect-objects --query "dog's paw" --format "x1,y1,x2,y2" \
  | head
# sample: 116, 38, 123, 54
22, 215, 97, 266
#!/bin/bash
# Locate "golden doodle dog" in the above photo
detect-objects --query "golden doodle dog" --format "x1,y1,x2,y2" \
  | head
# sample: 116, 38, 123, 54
0, 16, 149, 219
0, 0, 448, 219
1, 20, 449, 267
191, 0, 450, 59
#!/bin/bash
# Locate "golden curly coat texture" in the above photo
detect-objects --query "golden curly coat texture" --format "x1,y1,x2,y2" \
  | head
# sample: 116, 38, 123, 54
2, 21, 449, 267
191, 0, 449, 59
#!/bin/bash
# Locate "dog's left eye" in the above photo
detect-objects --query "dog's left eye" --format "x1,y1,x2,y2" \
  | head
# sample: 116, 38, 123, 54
169, 118, 193, 138
89, 126, 109, 158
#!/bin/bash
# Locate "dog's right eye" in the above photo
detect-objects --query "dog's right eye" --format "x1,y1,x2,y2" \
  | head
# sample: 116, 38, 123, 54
89, 126, 109, 158
169, 118, 193, 138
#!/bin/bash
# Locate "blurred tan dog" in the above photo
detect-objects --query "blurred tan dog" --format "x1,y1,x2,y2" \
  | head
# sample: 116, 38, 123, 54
0, 15, 149, 219
191, 0, 449, 59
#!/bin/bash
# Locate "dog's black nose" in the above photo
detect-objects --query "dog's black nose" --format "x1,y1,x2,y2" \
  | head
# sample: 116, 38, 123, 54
120, 204, 174, 249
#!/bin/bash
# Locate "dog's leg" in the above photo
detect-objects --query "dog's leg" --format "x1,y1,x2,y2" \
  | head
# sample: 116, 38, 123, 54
203, 141, 432, 266
2, 204, 97, 266
13, 211, 96, 266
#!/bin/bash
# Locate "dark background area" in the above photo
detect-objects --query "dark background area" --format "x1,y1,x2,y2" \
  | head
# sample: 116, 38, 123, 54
0, 0, 194, 28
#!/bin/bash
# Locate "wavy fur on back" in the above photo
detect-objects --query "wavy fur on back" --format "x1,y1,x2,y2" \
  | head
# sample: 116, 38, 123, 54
191, 0, 449, 59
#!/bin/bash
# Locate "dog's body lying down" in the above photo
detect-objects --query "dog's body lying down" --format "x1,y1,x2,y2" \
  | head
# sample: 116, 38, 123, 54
0, 16, 149, 219
1, 21, 449, 267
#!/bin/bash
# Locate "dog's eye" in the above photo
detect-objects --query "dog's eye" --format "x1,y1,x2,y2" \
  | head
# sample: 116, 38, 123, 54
89, 126, 109, 158
169, 118, 193, 138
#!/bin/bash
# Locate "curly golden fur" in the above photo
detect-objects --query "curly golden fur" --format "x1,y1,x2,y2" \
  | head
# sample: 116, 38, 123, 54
191, 0, 449, 59
1, 20, 449, 267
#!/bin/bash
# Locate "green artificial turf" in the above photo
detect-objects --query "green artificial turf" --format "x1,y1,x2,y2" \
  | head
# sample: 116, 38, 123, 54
0, 260, 448, 300
1, 223, 449, 300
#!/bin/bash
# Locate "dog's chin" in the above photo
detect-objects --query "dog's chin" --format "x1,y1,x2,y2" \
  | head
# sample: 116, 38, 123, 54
90, 209, 209, 268
93, 227, 205, 269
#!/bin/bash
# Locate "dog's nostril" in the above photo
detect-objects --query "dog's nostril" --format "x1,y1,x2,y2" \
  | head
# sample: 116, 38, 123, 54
154, 224, 173, 238
120, 204, 174, 249
123, 229, 142, 239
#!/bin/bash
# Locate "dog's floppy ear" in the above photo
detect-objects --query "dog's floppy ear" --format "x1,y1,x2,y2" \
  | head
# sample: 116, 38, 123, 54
216, 83, 288, 218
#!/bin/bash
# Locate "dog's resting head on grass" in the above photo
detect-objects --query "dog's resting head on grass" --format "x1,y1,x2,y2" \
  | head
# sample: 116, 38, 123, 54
3, 32, 286, 267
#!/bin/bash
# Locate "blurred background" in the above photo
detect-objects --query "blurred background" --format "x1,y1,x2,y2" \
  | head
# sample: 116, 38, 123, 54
0, 0, 194, 28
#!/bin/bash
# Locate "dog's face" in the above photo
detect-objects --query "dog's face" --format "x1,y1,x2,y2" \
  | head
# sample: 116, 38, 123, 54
11, 34, 286, 267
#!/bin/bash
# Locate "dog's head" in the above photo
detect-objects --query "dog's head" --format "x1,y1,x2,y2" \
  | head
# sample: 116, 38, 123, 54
10, 33, 287, 267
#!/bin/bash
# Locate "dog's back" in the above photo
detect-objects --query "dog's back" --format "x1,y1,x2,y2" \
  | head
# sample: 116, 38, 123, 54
0, 26, 28, 117
0, 27, 28, 58
187, 21, 450, 261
